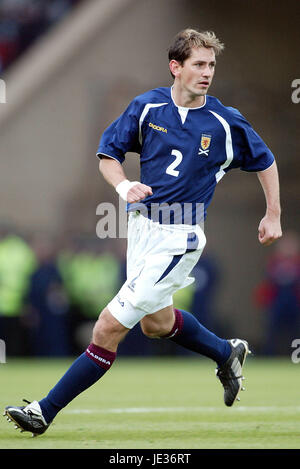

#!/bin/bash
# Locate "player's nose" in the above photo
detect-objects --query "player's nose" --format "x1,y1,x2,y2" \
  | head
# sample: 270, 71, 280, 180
202, 65, 212, 78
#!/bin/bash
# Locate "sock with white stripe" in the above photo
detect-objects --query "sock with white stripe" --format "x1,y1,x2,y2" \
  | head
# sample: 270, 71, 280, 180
164, 308, 231, 366
39, 343, 116, 424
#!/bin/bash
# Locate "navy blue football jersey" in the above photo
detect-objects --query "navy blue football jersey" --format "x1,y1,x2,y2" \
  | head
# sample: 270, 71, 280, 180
97, 87, 274, 224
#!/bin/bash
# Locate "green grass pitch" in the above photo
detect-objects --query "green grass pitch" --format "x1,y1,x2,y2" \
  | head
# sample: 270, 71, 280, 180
0, 356, 300, 449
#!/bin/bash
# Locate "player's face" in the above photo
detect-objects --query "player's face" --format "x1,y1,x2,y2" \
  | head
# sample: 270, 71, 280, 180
172, 47, 216, 102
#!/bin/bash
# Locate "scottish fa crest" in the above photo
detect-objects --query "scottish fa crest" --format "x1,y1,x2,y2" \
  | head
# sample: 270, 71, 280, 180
198, 134, 212, 157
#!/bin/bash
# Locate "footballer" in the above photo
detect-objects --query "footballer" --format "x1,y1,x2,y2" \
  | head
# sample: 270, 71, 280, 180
4, 29, 282, 436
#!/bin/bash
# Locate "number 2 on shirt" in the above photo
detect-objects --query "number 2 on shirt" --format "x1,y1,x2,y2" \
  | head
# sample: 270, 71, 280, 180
166, 149, 182, 177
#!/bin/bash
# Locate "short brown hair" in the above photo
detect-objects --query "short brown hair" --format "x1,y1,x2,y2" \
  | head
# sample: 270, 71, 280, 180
168, 29, 224, 77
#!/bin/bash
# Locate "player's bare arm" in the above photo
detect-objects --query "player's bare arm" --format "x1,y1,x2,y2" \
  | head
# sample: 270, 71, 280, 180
257, 160, 282, 246
99, 156, 152, 203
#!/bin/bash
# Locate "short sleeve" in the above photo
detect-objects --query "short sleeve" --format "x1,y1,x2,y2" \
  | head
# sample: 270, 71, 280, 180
96, 98, 142, 164
230, 109, 275, 172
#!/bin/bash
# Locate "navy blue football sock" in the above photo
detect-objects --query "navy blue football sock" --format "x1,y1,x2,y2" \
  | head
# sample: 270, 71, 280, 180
164, 309, 231, 366
39, 343, 116, 424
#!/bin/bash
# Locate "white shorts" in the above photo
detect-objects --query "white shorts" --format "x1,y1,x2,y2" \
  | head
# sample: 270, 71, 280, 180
107, 211, 206, 329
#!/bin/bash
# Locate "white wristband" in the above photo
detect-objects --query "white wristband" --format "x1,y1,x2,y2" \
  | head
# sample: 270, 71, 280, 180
115, 179, 139, 201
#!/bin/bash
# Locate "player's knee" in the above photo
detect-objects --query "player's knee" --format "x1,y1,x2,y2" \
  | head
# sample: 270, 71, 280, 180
92, 308, 125, 346
140, 306, 175, 339
140, 319, 169, 339
141, 326, 160, 339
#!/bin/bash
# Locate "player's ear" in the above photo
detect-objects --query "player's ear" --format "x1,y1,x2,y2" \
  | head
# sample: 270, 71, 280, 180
169, 59, 182, 78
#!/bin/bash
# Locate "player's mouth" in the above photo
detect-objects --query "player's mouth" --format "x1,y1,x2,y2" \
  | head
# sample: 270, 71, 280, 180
198, 81, 210, 87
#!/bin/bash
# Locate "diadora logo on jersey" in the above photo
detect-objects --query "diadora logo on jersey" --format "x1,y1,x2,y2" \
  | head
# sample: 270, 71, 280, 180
198, 134, 212, 157
149, 122, 167, 133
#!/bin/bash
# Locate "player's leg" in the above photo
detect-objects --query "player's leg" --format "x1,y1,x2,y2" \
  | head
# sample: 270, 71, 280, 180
4, 308, 129, 435
139, 305, 175, 338
141, 306, 250, 406
4, 212, 156, 435
140, 305, 231, 366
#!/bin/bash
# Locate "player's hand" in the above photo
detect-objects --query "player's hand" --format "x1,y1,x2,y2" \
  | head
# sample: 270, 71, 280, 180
127, 183, 153, 203
115, 179, 152, 203
258, 215, 282, 246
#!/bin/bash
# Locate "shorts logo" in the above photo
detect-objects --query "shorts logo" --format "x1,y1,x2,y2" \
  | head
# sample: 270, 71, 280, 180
149, 122, 167, 133
117, 295, 124, 307
127, 266, 144, 292
128, 276, 137, 292
198, 134, 212, 157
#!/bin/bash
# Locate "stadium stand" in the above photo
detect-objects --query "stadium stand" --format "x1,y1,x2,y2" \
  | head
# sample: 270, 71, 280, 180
0, 0, 82, 72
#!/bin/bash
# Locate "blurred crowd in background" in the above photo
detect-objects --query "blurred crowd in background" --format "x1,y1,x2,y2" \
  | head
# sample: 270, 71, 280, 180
253, 231, 300, 356
0, 0, 82, 72
0, 226, 299, 358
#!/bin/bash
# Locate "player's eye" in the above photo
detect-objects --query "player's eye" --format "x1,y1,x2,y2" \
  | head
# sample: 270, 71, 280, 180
194, 62, 215, 69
